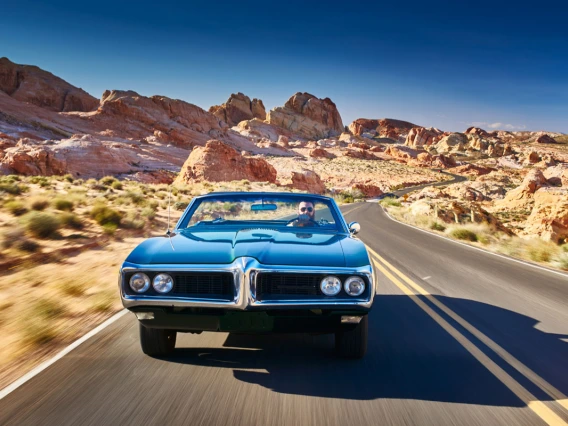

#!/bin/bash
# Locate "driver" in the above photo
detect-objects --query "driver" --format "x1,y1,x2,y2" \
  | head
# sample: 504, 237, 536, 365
291, 201, 318, 227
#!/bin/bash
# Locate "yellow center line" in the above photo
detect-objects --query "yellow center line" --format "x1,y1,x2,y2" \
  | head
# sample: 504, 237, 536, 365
368, 251, 568, 425
366, 244, 568, 414
343, 204, 366, 216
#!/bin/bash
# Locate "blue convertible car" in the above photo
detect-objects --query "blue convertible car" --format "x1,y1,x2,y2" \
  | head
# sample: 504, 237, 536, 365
120, 192, 375, 358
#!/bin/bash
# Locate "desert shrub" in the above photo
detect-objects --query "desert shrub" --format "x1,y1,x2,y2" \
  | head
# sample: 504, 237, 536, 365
90, 205, 122, 226
73, 178, 84, 186
174, 201, 189, 211
141, 207, 156, 221
1, 228, 21, 249
111, 181, 123, 190
223, 202, 238, 213
448, 227, 478, 242
125, 191, 146, 205
525, 239, 558, 263
379, 198, 401, 207
0, 182, 27, 195
121, 212, 145, 230
91, 291, 115, 312
100, 176, 117, 186
53, 198, 74, 211
33, 298, 65, 319
63, 174, 74, 183
30, 197, 50, 211
23, 211, 61, 238
60, 212, 83, 229
552, 251, 568, 270
430, 222, 446, 232
23, 321, 57, 346
102, 222, 118, 235
90, 183, 107, 191
58, 277, 88, 297
5, 200, 28, 216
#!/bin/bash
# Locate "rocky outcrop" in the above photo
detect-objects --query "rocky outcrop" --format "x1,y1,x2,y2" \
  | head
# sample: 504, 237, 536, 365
349, 118, 417, 141
0, 57, 98, 112
405, 127, 442, 148
174, 140, 277, 185
352, 183, 383, 197
209, 93, 266, 126
535, 134, 557, 144
543, 164, 568, 186
0, 136, 149, 177
309, 147, 335, 159
448, 163, 495, 176
342, 149, 378, 160
290, 169, 325, 194
498, 169, 548, 209
267, 92, 343, 140
523, 188, 568, 243
433, 133, 468, 153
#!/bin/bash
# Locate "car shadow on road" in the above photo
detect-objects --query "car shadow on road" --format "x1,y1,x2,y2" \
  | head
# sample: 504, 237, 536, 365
167, 294, 568, 407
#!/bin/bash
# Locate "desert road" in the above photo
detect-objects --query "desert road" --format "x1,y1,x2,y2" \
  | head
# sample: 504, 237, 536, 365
1, 203, 567, 425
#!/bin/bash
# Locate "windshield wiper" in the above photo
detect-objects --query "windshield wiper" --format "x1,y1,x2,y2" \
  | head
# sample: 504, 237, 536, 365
211, 217, 226, 224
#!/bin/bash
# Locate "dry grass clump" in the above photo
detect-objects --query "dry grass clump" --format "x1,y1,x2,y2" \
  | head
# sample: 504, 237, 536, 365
59, 212, 83, 229
379, 198, 402, 207
90, 204, 122, 227
22, 211, 61, 238
5, 200, 28, 216
496, 238, 560, 264
29, 196, 50, 211
22, 298, 67, 346
1, 228, 41, 252
448, 227, 478, 242
90, 290, 116, 312
57, 277, 89, 297
53, 198, 74, 211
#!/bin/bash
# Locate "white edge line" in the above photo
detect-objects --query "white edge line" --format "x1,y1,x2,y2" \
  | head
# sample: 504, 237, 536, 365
376, 206, 568, 279
0, 309, 128, 401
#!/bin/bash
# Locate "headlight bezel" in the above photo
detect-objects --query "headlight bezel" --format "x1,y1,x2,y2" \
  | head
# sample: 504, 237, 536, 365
152, 273, 174, 294
320, 275, 342, 296
129, 272, 151, 293
344, 276, 366, 297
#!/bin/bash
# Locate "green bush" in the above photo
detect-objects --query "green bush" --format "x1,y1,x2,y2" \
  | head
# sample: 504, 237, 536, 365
174, 201, 189, 211
430, 222, 446, 232
141, 207, 156, 221
102, 222, 118, 235
23, 212, 61, 238
111, 181, 123, 190
53, 198, 74, 211
30, 197, 50, 211
449, 228, 478, 242
60, 212, 83, 229
5, 200, 28, 216
100, 176, 117, 186
91, 205, 122, 226
0, 182, 27, 195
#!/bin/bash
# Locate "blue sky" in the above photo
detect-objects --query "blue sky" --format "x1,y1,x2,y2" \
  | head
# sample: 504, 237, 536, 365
1, 0, 567, 132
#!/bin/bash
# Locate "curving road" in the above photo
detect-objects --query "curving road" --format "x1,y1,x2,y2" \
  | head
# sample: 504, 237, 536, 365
1, 203, 567, 425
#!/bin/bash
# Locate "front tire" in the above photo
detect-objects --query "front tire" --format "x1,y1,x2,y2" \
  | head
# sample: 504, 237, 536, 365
335, 315, 368, 359
139, 323, 176, 356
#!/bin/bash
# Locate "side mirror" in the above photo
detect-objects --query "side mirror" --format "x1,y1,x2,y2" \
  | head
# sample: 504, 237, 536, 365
348, 221, 361, 235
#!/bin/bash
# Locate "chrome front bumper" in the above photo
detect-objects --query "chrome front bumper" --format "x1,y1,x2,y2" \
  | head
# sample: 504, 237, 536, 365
120, 257, 375, 310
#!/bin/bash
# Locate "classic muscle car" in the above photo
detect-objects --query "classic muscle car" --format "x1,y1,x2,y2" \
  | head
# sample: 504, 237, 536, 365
120, 192, 375, 358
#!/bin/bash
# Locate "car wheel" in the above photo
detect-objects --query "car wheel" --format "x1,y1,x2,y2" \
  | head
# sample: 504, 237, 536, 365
335, 315, 368, 359
139, 323, 176, 357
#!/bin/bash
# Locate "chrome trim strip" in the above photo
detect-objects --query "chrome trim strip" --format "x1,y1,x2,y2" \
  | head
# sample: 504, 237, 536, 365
120, 257, 374, 310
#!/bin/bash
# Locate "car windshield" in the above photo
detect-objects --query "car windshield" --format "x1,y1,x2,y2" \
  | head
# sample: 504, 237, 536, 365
178, 194, 344, 232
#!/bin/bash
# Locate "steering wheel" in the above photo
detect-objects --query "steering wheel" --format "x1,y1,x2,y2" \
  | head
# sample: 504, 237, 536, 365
286, 217, 320, 226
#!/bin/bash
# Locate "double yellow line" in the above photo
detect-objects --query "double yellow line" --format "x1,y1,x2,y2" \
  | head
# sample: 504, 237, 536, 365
366, 245, 568, 426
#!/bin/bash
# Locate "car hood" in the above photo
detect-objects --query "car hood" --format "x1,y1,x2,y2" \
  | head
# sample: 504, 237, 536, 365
124, 229, 368, 267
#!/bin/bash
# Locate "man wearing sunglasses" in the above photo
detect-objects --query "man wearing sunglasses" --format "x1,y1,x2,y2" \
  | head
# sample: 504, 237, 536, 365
290, 200, 318, 227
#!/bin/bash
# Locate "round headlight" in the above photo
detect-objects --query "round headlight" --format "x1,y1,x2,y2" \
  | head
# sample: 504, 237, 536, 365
320, 275, 342, 296
129, 273, 150, 293
344, 276, 365, 296
153, 273, 174, 293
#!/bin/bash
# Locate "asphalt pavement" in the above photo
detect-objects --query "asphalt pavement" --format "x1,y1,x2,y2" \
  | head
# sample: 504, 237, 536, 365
1, 202, 567, 426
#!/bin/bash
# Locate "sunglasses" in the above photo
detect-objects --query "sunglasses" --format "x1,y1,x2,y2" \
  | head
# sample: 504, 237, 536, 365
300, 207, 313, 212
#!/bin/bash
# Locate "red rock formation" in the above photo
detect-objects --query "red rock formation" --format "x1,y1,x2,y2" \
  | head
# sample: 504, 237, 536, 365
406, 127, 442, 148
209, 93, 266, 126
535, 134, 557, 144
174, 140, 277, 185
448, 164, 495, 176
309, 147, 335, 159
342, 149, 378, 160
352, 183, 383, 197
290, 169, 325, 194
267, 92, 344, 140
0, 57, 98, 112
348, 118, 417, 140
